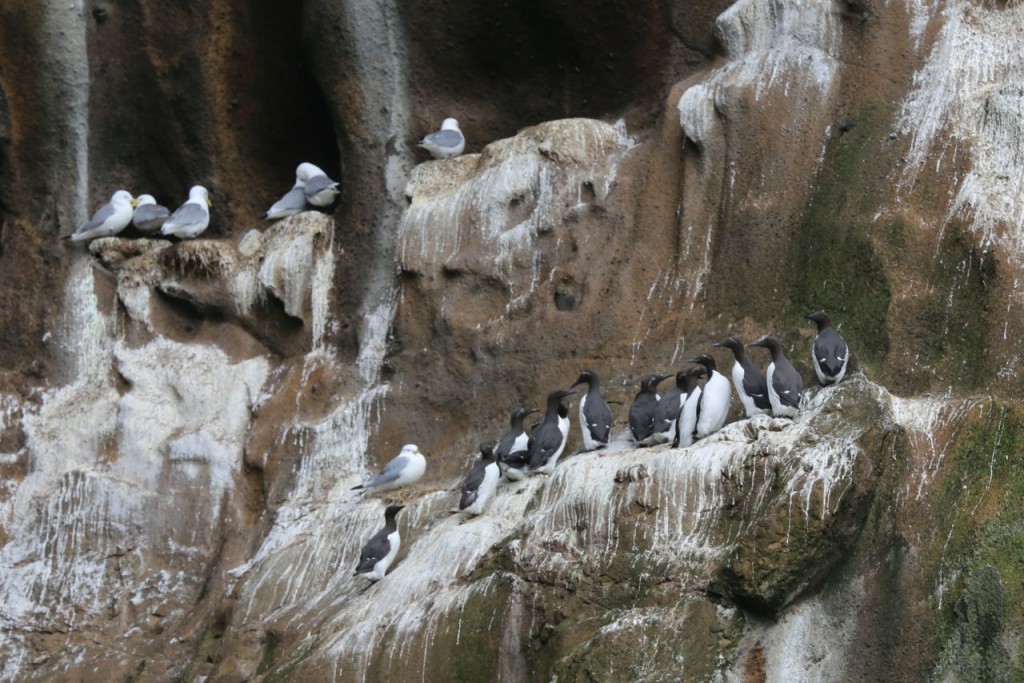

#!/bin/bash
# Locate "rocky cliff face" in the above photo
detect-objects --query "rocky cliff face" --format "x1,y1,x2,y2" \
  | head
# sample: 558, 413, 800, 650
2, 0, 1023, 680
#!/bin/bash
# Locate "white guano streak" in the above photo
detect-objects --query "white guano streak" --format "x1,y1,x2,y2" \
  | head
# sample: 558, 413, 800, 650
896, 2, 1024, 255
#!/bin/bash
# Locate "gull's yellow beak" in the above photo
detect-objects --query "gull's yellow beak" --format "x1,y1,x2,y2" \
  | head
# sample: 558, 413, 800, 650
206, 198, 213, 207
130, 198, 139, 208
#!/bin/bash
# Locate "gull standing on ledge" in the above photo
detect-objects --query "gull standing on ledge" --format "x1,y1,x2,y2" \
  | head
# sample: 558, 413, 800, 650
161, 185, 211, 239
132, 194, 170, 234
299, 162, 340, 207
64, 190, 136, 242
352, 444, 427, 494
265, 170, 307, 219
419, 118, 465, 159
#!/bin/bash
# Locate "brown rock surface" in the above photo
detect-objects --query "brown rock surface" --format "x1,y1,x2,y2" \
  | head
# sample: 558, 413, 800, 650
2, 0, 1024, 680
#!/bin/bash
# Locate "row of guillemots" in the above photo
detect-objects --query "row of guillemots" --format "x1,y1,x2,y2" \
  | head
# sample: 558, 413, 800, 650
352, 312, 849, 582
61, 118, 465, 242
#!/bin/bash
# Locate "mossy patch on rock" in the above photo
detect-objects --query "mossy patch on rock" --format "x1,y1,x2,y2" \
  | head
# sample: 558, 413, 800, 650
923, 401, 1024, 680
787, 104, 896, 376
939, 566, 1012, 682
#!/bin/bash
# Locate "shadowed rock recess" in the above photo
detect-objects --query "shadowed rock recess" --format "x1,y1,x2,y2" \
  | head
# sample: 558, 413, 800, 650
1, 0, 1023, 680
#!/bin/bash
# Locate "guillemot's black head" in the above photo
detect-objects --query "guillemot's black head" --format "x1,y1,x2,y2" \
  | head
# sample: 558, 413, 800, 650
687, 353, 717, 373
804, 311, 833, 331
749, 336, 784, 358
639, 374, 670, 393
682, 365, 705, 392
384, 505, 405, 520
511, 407, 540, 425
712, 337, 743, 355
572, 369, 600, 389
479, 442, 496, 461
546, 388, 577, 409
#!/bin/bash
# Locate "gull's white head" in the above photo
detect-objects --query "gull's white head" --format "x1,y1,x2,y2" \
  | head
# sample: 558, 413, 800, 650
188, 185, 211, 206
440, 118, 460, 132
111, 190, 135, 205
401, 444, 422, 456
135, 194, 157, 207
296, 162, 327, 181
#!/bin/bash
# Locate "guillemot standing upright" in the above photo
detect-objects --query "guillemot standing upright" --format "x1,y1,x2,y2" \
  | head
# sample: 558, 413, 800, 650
652, 370, 687, 444
528, 389, 576, 474
748, 337, 803, 418
673, 366, 705, 448
689, 354, 732, 439
629, 374, 670, 446
354, 505, 404, 582
571, 370, 613, 451
805, 311, 849, 385
713, 337, 771, 417
459, 443, 501, 515
495, 407, 539, 462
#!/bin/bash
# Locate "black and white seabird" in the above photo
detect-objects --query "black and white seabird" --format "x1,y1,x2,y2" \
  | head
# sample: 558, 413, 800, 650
571, 369, 613, 451
749, 337, 804, 418
629, 374, 670, 446
501, 449, 532, 482
495, 407, 539, 481
352, 444, 427, 493
528, 389, 576, 474
495, 407, 539, 461
805, 311, 849, 385
459, 442, 501, 515
713, 337, 772, 418
354, 504, 404, 582
689, 354, 732, 439
672, 366, 705, 448
652, 370, 687, 445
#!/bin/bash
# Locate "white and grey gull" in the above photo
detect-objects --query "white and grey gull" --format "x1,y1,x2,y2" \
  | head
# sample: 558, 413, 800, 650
64, 190, 137, 242
161, 185, 211, 239
352, 444, 427, 494
419, 118, 465, 159
131, 194, 171, 234
265, 162, 340, 219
